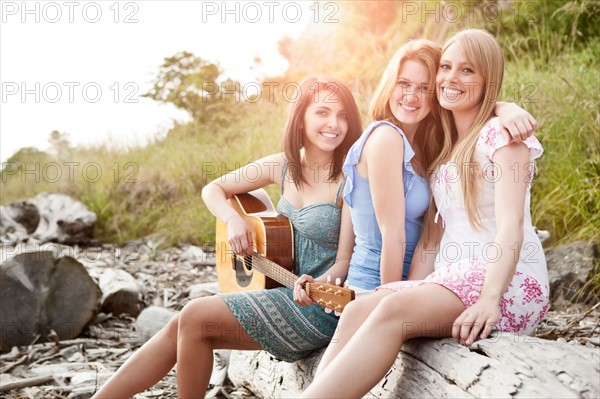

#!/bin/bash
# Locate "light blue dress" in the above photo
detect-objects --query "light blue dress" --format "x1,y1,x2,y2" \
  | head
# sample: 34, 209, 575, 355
344, 120, 430, 290
220, 163, 344, 362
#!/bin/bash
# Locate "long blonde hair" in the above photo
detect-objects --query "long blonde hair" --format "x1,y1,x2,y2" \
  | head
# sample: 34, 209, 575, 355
431, 29, 504, 230
369, 39, 443, 178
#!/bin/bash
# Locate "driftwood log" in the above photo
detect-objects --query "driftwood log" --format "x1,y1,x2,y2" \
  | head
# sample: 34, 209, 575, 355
132, 306, 599, 398
228, 334, 599, 398
0, 375, 55, 393
0, 251, 101, 351
0, 192, 96, 244
99, 268, 144, 317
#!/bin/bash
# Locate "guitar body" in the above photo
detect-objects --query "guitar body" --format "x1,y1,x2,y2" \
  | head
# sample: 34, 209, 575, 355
216, 189, 295, 293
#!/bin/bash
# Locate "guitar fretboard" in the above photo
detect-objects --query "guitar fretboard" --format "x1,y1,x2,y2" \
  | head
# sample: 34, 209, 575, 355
242, 253, 297, 289
236, 251, 353, 313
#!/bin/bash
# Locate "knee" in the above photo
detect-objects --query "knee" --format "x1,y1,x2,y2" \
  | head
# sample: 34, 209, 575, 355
341, 297, 364, 318
163, 313, 180, 340
370, 293, 409, 326
178, 297, 211, 339
336, 295, 380, 333
338, 297, 370, 323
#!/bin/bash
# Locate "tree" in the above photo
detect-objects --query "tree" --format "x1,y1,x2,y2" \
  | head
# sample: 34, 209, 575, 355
5, 147, 51, 166
143, 51, 242, 125
48, 130, 72, 158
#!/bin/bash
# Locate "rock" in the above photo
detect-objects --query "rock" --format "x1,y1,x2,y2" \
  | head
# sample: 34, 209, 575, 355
546, 241, 599, 309
99, 268, 145, 317
188, 282, 220, 299
135, 306, 178, 343
180, 245, 207, 263
0, 250, 101, 351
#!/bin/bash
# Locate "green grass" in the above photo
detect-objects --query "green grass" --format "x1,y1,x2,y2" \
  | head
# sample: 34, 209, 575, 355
500, 37, 599, 248
1, 100, 288, 246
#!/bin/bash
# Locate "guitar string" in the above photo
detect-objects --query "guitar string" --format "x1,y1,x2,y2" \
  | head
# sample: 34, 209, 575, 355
235, 253, 350, 310
252, 253, 349, 307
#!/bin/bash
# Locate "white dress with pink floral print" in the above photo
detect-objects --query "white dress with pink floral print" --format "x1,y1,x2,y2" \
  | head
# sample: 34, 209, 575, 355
379, 117, 549, 335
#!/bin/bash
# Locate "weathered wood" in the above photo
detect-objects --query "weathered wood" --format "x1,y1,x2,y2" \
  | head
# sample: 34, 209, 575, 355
369, 352, 474, 399
228, 350, 318, 398
210, 350, 231, 386
228, 333, 600, 398
0, 251, 101, 352
0, 374, 55, 392
0, 192, 97, 245
0, 206, 30, 244
99, 268, 144, 317
33, 192, 97, 244
4, 201, 40, 234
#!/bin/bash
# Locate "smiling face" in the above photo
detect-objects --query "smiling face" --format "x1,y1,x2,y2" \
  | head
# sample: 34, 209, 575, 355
388, 59, 432, 135
436, 42, 486, 114
302, 90, 349, 154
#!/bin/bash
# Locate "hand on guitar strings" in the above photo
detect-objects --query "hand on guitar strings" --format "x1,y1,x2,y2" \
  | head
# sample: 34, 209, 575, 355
293, 274, 315, 307
227, 217, 254, 256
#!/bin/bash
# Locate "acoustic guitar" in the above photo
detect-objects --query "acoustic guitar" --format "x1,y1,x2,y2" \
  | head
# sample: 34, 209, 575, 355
215, 189, 354, 313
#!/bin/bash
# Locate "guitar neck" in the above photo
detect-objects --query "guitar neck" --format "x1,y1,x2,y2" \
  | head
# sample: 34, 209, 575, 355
251, 253, 297, 289
247, 252, 354, 313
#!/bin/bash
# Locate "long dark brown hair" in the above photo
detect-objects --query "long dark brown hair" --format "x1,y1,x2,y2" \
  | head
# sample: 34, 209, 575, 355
283, 75, 362, 189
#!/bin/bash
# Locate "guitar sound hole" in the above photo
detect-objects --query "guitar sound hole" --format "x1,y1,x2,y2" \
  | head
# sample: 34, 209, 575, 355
233, 255, 253, 287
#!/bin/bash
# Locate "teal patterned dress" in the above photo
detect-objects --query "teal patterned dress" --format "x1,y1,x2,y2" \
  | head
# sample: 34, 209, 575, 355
219, 164, 344, 362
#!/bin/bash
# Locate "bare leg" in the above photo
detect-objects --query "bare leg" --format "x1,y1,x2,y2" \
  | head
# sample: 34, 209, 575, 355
301, 284, 466, 398
92, 312, 180, 398
176, 296, 261, 398
93, 296, 261, 399
316, 289, 392, 376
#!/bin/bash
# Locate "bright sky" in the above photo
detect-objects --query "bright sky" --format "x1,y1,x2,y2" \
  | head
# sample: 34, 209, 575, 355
0, 0, 322, 162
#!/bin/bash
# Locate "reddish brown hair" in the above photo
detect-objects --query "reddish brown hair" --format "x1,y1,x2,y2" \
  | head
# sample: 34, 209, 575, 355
283, 75, 362, 188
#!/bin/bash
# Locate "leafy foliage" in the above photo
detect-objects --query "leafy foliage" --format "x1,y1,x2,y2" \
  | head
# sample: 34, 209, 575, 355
143, 51, 244, 126
484, 0, 600, 65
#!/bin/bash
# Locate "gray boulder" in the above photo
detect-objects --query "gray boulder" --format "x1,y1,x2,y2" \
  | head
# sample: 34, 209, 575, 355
546, 240, 599, 309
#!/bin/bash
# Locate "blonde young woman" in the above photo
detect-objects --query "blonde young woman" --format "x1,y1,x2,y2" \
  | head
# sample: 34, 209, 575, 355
300, 29, 549, 398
